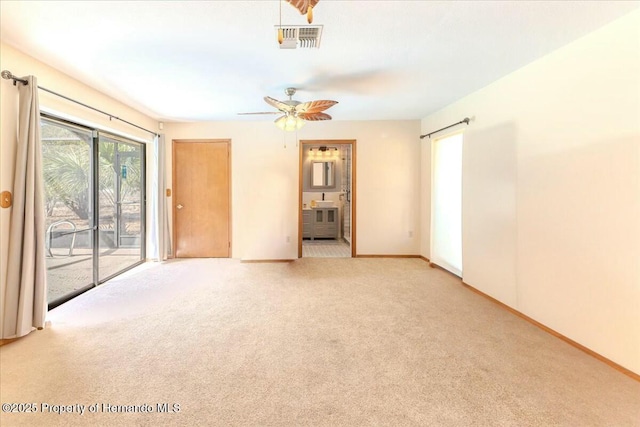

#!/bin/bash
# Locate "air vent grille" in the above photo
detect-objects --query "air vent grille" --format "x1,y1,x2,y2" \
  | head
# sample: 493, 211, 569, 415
276, 25, 323, 49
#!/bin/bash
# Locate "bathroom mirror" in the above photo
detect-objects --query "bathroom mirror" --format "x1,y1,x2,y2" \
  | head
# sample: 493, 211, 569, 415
311, 161, 335, 188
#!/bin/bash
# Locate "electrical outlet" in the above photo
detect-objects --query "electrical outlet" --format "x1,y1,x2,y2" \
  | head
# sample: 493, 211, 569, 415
408, 231, 413, 238
286, 236, 291, 243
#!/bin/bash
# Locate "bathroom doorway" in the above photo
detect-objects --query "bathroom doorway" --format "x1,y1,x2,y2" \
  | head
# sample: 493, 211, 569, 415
298, 140, 356, 258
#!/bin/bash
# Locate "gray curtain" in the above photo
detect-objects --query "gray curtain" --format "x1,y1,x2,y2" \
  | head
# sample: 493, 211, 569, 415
3, 76, 47, 338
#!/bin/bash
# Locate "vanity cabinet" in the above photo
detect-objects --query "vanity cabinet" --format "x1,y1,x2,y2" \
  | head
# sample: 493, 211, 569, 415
304, 207, 338, 240
302, 210, 313, 238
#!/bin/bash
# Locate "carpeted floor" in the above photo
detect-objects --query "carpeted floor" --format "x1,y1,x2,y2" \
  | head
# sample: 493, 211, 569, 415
1, 258, 638, 426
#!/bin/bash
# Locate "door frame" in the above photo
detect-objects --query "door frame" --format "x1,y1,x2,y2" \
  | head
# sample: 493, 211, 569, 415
172, 139, 232, 258
298, 139, 357, 258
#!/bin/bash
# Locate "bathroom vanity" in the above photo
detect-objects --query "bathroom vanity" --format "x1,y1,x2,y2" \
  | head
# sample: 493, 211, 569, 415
303, 207, 338, 240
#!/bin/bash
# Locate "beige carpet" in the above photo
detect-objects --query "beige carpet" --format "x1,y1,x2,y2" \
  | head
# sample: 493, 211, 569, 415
1, 258, 638, 426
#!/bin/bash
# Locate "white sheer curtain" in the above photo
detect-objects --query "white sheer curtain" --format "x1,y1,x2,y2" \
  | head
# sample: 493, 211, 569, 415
431, 132, 463, 276
149, 134, 170, 260
3, 76, 47, 338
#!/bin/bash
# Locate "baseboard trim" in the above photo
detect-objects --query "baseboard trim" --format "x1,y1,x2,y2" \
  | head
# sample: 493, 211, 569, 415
419, 256, 430, 263
461, 281, 640, 382
240, 259, 295, 263
356, 254, 422, 259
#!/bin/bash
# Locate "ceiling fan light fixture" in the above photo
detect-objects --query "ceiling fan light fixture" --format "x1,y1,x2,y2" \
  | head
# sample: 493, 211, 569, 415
276, 114, 305, 131
307, 5, 313, 24
242, 87, 336, 131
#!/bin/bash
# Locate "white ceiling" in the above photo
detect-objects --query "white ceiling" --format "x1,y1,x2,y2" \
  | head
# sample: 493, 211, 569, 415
1, 1, 638, 122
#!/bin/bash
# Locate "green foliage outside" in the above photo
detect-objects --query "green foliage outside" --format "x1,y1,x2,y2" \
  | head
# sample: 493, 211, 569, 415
41, 122, 141, 222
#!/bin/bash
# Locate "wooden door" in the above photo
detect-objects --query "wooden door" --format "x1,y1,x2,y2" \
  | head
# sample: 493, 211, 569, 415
173, 140, 230, 257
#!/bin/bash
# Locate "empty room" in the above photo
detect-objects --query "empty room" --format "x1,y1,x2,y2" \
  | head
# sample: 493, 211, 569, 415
1, 1, 639, 426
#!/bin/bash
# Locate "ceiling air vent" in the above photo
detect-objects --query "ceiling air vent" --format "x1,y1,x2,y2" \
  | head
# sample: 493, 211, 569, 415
276, 25, 323, 49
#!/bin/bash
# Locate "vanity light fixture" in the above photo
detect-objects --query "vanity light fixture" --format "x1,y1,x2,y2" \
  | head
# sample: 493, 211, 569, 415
309, 146, 338, 156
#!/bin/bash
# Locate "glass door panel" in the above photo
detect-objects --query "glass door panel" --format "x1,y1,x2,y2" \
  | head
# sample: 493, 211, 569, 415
98, 134, 144, 281
41, 118, 94, 304
41, 117, 146, 308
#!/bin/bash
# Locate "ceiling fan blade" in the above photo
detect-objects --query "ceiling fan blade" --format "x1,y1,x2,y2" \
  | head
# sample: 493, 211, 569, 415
298, 112, 332, 121
264, 96, 292, 112
237, 112, 281, 115
295, 100, 338, 114
285, 0, 319, 15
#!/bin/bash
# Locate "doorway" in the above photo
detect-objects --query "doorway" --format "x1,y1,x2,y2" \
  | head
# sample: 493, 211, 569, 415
431, 132, 463, 276
172, 139, 231, 258
299, 140, 356, 258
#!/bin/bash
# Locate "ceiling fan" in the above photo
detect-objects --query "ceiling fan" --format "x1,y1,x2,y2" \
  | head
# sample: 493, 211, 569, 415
239, 88, 338, 131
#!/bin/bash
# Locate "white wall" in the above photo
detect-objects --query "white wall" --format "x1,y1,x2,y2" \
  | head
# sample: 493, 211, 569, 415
163, 120, 421, 260
421, 11, 640, 373
0, 43, 158, 333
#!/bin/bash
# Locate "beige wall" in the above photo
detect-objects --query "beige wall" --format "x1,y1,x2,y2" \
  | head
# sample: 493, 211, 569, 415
421, 11, 640, 373
0, 43, 158, 333
163, 120, 421, 260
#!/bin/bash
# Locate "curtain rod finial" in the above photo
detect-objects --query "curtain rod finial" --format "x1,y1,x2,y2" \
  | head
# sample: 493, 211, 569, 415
2, 70, 28, 86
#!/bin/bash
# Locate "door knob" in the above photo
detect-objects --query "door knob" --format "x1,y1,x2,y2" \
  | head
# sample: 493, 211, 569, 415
176, 204, 183, 209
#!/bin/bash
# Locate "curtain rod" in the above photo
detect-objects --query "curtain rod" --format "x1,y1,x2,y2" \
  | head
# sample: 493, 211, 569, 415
420, 117, 470, 139
2, 70, 158, 137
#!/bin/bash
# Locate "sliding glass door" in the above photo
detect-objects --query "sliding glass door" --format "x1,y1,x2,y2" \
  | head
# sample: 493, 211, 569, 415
98, 134, 145, 281
42, 119, 95, 303
41, 117, 145, 307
